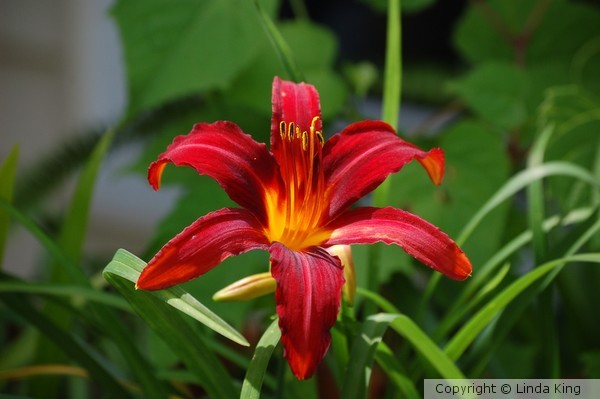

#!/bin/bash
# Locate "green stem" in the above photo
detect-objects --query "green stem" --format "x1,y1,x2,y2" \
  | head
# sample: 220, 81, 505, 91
367, 0, 402, 312
253, 0, 303, 82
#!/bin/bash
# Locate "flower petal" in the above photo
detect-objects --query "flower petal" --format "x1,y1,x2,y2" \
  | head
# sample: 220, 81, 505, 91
137, 208, 269, 290
270, 77, 322, 163
324, 207, 472, 280
322, 121, 445, 217
148, 121, 282, 224
269, 242, 344, 380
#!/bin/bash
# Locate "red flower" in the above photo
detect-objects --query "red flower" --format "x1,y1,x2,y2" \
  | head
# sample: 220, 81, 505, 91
137, 77, 471, 379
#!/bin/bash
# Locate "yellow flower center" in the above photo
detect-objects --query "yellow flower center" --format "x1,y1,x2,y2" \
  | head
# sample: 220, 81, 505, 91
265, 116, 331, 250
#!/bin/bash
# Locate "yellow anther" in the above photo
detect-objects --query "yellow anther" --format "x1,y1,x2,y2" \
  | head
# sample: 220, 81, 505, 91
279, 121, 286, 138
316, 131, 325, 146
310, 116, 320, 134
301, 131, 308, 151
288, 122, 295, 139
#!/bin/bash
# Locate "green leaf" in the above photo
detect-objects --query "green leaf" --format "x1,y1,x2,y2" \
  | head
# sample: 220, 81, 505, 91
224, 20, 347, 121
112, 0, 278, 115
240, 319, 281, 399
454, 0, 600, 65
34, 131, 113, 399
341, 312, 465, 390
381, 0, 402, 130
253, 0, 302, 82
527, 124, 555, 262
538, 85, 600, 209
451, 63, 529, 130
0, 146, 18, 268
104, 250, 241, 399
387, 121, 510, 280
0, 293, 132, 398
357, 0, 436, 13
0, 280, 130, 311
373, 342, 420, 399
104, 249, 249, 346
457, 161, 600, 246
444, 254, 600, 361
58, 131, 114, 265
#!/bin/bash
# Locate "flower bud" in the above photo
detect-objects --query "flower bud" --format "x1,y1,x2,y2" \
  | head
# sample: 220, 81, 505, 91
213, 272, 276, 301
327, 245, 356, 306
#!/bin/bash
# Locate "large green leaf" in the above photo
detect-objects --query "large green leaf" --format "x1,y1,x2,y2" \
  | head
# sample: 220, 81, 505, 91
0, 146, 18, 268
112, 0, 278, 115
454, 0, 600, 65
451, 63, 529, 130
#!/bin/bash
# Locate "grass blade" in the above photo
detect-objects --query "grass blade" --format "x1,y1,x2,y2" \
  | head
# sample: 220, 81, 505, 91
444, 254, 600, 361
240, 318, 281, 399
341, 312, 464, 399
0, 292, 132, 398
457, 161, 600, 246
104, 268, 238, 399
253, 0, 303, 81
0, 145, 18, 268
374, 342, 420, 399
0, 278, 130, 311
104, 249, 249, 346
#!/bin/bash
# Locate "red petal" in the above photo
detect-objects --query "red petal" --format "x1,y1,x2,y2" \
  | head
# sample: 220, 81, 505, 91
270, 77, 322, 162
324, 207, 472, 280
148, 121, 282, 224
322, 121, 445, 217
137, 208, 269, 290
269, 243, 344, 380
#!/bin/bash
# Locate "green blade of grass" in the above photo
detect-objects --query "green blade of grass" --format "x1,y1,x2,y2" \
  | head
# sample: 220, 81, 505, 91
444, 253, 600, 361
374, 342, 420, 399
0, 292, 132, 398
527, 124, 559, 378
527, 124, 554, 263
381, 0, 402, 130
0, 198, 82, 283
0, 278, 130, 311
341, 313, 396, 399
240, 318, 281, 399
104, 249, 249, 346
341, 312, 464, 399
104, 268, 238, 399
421, 161, 600, 310
253, 0, 303, 81
0, 145, 18, 268
0, 195, 167, 397
34, 131, 114, 399
436, 207, 596, 340
367, 0, 402, 318
458, 161, 600, 246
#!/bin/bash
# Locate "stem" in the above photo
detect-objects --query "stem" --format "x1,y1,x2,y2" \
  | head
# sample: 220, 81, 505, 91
367, 0, 402, 313
289, 0, 309, 20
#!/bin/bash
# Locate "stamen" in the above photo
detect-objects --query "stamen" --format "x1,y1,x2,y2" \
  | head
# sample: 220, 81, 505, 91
270, 116, 328, 250
301, 132, 308, 151
316, 131, 325, 146
279, 121, 286, 138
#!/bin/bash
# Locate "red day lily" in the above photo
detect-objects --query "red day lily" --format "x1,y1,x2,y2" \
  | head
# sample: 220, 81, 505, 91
137, 77, 472, 379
